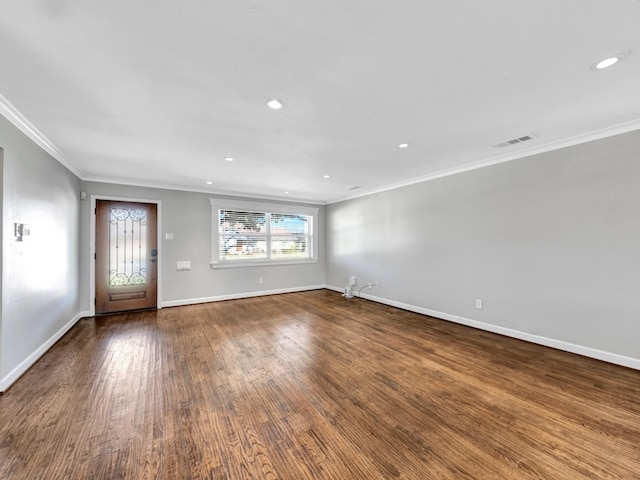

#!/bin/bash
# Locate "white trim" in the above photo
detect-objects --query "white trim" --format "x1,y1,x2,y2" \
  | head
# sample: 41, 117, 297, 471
327, 119, 640, 204
210, 197, 319, 267
0, 92, 83, 178
161, 285, 325, 308
83, 175, 325, 205
209, 198, 319, 216
3, 88, 640, 206
89, 195, 163, 316
325, 285, 640, 371
210, 258, 318, 269
0, 311, 91, 393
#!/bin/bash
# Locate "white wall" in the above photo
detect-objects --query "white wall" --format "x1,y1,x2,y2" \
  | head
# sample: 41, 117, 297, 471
79, 182, 326, 311
0, 148, 4, 380
326, 130, 640, 368
1, 115, 82, 390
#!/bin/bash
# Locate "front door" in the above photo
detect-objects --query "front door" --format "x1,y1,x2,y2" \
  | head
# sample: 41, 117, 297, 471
95, 200, 158, 314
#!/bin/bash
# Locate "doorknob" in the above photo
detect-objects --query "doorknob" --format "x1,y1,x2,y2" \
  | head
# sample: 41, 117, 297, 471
151, 249, 157, 257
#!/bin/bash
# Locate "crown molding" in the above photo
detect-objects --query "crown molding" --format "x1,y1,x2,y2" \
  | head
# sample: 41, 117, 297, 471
3, 88, 639, 205
82, 174, 324, 206
327, 118, 640, 204
0, 92, 84, 178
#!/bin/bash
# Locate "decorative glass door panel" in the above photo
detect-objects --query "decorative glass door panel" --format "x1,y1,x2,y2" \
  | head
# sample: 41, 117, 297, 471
109, 208, 148, 286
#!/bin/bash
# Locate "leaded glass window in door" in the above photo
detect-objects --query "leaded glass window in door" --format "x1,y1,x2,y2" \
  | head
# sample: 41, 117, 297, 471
109, 207, 148, 286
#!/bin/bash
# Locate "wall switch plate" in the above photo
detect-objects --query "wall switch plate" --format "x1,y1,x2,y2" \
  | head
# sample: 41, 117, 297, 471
475, 299, 483, 309
176, 261, 191, 271
349, 276, 357, 286
165, 233, 174, 240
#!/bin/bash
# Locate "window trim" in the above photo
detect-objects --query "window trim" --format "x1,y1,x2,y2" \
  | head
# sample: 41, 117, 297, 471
210, 198, 319, 268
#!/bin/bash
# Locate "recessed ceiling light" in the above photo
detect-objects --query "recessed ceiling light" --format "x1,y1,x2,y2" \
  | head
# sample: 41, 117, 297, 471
594, 56, 620, 70
592, 52, 632, 70
284, 191, 290, 195
267, 99, 283, 110
206, 181, 213, 185
398, 143, 409, 149
323, 175, 331, 179
224, 157, 234, 162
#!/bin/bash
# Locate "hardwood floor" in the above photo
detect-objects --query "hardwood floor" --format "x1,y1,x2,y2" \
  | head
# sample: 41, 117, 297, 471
1, 290, 639, 479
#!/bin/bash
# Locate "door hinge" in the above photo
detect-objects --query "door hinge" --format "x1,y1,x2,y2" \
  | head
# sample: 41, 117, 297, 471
94, 297, 96, 305
94, 207, 97, 214
94, 252, 96, 260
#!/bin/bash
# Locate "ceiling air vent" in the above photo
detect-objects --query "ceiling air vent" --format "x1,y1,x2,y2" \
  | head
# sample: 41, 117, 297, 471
493, 134, 537, 149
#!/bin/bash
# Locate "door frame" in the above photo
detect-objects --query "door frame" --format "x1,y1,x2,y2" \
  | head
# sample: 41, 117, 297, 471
89, 195, 162, 316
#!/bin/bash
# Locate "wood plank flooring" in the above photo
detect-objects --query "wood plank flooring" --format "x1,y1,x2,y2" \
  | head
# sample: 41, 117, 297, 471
1, 289, 639, 479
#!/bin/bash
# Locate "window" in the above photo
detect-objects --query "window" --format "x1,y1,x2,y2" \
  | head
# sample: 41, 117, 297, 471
210, 198, 318, 267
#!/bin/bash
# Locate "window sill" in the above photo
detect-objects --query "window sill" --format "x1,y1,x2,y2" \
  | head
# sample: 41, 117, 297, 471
210, 258, 318, 269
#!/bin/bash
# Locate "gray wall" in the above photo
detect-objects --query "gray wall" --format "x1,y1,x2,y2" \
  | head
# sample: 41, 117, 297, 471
1, 115, 81, 388
326, 130, 640, 365
79, 182, 326, 311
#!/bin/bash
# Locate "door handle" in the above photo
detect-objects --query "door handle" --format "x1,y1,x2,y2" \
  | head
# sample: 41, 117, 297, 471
151, 249, 157, 257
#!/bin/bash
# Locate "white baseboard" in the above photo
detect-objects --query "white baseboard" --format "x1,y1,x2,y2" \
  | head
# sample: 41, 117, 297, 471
0, 310, 91, 393
325, 285, 640, 371
161, 285, 326, 308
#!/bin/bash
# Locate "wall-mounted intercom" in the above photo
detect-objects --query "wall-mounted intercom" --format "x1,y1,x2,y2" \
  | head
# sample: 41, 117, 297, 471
15, 223, 30, 241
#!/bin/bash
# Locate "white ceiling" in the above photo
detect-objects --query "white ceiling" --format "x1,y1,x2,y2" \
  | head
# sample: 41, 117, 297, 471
1, 0, 640, 204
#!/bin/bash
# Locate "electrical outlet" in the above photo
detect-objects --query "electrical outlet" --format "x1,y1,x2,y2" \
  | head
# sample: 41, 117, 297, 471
349, 276, 357, 286
258, 277, 263, 284
475, 299, 483, 309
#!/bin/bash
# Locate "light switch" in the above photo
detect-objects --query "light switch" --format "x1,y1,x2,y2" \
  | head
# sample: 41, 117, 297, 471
176, 261, 191, 271
165, 233, 174, 240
